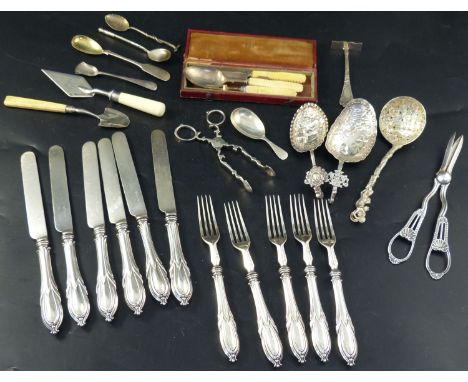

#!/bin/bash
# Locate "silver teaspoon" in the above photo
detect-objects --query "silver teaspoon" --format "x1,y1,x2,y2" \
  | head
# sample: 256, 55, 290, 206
231, 108, 289, 160
74, 61, 157, 91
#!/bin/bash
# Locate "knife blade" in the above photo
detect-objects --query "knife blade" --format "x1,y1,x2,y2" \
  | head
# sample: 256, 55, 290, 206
21, 151, 63, 334
112, 132, 171, 304
48, 145, 90, 326
97, 138, 146, 314
151, 130, 176, 214
151, 130, 192, 305
82, 141, 118, 321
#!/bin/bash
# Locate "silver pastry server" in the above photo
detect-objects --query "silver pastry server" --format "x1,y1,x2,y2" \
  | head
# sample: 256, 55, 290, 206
112, 132, 171, 304
49, 145, 90, 326
21, 151, 63, 334
98, 138, 146, 314
151, 130, 192, 305
82, 141, 118, 321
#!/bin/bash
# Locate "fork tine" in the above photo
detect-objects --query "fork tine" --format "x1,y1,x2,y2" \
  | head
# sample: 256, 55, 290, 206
293, 194, 303, 236
297, 194, 306, 236
270, 195, 279, 238
323, 200, 335, 239
289, 195, 296, 236
300, 194, 312, 235
197, 196, 205, 237
208, 195, 219, 235
202, 195, 212, 236
313, 199, 322, 240
235, 201, 250, 242
205, 195, 214, 236
277, 195, 286, 237
224, 203, 236, 243
319, 200, 331, 240
265, 196, 273, 239
230, 202, 244, 243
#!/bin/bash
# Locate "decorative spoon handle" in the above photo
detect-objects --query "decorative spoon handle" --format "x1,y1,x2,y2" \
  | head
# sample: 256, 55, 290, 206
99, 28, 148, 53
98, 71, 157, 91
262, 137, 288, 160
339, 43, 354, 107
350, 145, 401, 223
130, 26, 180, 52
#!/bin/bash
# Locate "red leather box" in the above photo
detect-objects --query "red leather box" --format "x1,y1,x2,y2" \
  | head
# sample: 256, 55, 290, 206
180, 29, 318, 105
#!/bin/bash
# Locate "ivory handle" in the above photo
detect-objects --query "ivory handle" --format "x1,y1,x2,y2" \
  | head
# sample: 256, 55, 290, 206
117, 92, 166, 117
251, 71, 306, 84
4, 96, 66, 113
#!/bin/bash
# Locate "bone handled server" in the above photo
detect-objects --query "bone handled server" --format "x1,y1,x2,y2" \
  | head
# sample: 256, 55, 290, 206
49, 145, 90, 326
21, 152, 64, 334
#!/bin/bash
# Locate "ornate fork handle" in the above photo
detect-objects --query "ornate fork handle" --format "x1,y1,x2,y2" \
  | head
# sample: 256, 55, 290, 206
351, 145, 400, 223
62, 233, 90, 326
37, 238, 63, 334
326, 247, 357, 366
94, 227, 118, 321
137, 217, 171, 305
279, 265, 308, 363
212, 264, 240, 362
225, 143, 276, 176
116, 222, 146, 314
304, 264, 331, 362
247, 271, 283, 367
166, 214, 193, 305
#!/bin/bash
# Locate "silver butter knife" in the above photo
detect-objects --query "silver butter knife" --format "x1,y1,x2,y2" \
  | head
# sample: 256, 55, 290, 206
82, 142, 118, 321
112, 132, 171, 305
151, 130, 192, 305
98, 138, 146, 314
21, 151, 63, 334
49, 145, 90, 326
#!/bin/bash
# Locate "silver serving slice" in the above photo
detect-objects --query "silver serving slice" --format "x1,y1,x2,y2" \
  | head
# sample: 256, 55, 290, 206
82, 142, 118, 321
21, 151, 63, 334
97, 138, 146, 314
112, 132, 171, 304
151, 130, 193, 305
48, 145, 90, 326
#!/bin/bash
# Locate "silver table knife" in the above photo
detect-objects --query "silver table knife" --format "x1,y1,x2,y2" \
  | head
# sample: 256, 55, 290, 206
112, 132, 171, 305
151, 130, 192, 305
21, 151, 63, 334
82, 141, 118, 321
98, 138, 146, 314
49, 145, 90, 326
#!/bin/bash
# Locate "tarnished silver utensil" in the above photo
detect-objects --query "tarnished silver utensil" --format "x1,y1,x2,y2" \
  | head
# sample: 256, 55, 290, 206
75, 61, 157, 91
71, 35, 170, 81
98, 28, 172, 62
21, 151, 63, 334
4, 95, 130, 128
49, 145, 90, 326
105, 13, 180, 52
351, 96, 427, 223
290, 103, 329, 198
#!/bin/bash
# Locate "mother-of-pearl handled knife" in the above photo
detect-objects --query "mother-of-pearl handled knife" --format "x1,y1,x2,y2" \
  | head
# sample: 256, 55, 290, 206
112, 132, 171, 304
98, 138, 146, 314
21, 151, 63, 334
82, 142, 118, 321
49, 145, 90, 326
151, 130, 192, 305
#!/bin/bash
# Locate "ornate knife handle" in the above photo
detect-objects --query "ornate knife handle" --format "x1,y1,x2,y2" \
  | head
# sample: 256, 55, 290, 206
137, 218, 171, 305
62, 233, 90, 326
116, 222, 146, 314
246, 271, 283, 367
166, 214, 193, 305
305, 265, 331, 362
212, 265, 240, 362
279, 266, 308, 363
37, 238, 63, 334
330, 269, 358, 366
93, 227, 118, 322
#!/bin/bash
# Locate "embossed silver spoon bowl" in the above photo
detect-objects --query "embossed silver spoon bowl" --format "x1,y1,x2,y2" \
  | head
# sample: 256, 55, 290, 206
290, 103, 329, 198
350, 96, 426, 223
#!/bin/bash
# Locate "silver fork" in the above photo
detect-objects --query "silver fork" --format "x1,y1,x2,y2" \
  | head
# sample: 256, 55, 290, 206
197, 195, 239, 362
290, 194, 331, 362
265, 195, 308, 363
313, 199, 358, 366
224, 201, 283, 367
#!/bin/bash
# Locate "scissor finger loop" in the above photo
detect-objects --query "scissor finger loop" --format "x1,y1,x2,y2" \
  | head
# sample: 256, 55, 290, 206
174, 124, 201, 142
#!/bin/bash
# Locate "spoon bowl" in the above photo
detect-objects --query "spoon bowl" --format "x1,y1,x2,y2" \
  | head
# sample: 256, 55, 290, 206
105, 14, 130, 31
231, 108, 288, 160
350, 96, 426, 223
185, 66, 226, 88
71, 35, 104, 55
147, 48, 172, 62
75, 62, 99, 77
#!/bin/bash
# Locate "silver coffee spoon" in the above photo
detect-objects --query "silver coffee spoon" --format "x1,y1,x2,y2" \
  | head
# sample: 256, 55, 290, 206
105, 14, 180, 52
75, 62, 157, 91
230, 108, 289, 160
98, 28, 172, 63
